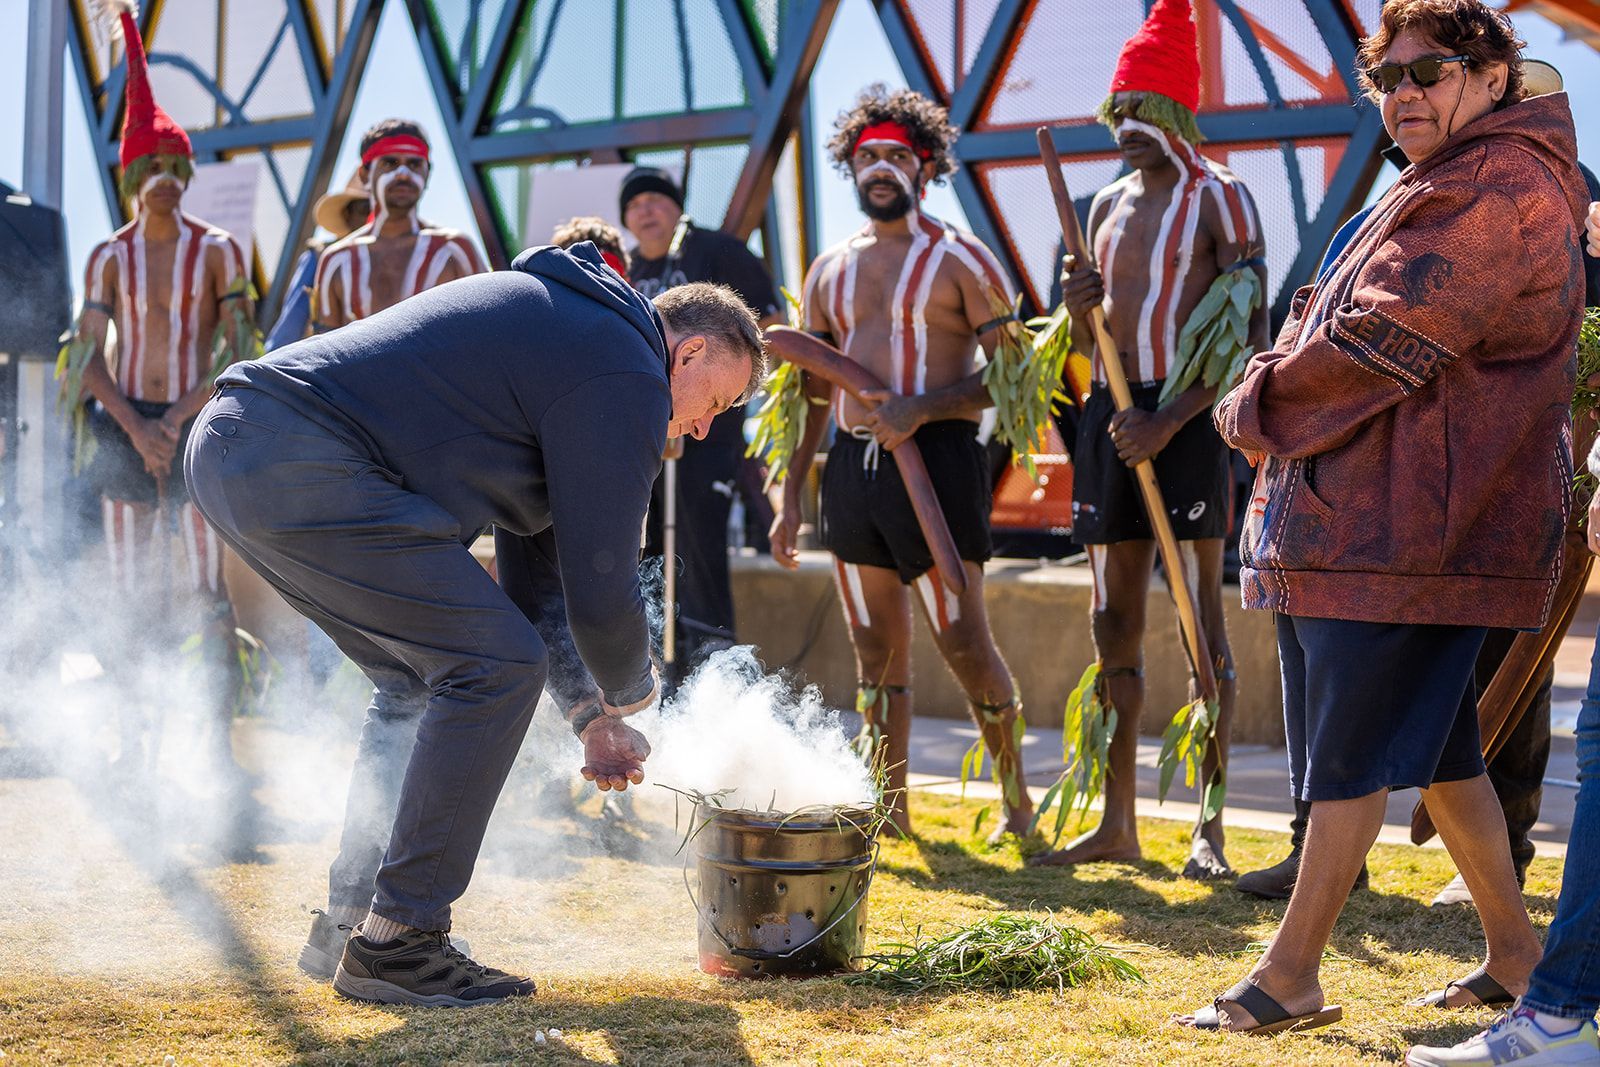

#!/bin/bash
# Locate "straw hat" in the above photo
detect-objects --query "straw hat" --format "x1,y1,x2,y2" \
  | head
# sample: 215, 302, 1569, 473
1522, 59, 1563, 98
314, 168, 371, 236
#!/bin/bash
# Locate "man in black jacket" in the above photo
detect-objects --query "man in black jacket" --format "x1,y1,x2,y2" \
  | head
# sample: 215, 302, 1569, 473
186, 244, 762, 1006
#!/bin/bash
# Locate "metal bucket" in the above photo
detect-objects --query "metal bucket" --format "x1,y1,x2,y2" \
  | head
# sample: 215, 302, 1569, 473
689, 803, 878, 978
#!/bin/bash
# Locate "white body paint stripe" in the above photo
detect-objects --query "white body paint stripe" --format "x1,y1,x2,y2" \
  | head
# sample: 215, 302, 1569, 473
1088, 544, 1107, 613
400, 232, 432, 297
842, 561, 871, 628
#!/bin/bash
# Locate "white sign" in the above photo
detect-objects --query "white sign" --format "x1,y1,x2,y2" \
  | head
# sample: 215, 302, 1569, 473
522, 162, 680, 252
182, 159, 261, 262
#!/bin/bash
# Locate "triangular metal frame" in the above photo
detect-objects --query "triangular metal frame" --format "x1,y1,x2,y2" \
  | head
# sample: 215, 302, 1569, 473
61, 0, 1386, 328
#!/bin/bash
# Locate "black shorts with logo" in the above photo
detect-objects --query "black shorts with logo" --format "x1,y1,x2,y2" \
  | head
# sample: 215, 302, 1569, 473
820, 419, 992, 584
1071, 381, 1230, 544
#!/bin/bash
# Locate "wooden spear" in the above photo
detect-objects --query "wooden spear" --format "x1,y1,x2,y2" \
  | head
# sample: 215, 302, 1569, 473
764, 326, 967, 595
1036, 126, 1218, 700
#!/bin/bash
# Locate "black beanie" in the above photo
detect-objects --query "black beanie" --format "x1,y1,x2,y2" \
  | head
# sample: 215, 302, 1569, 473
619, 166, 684, 218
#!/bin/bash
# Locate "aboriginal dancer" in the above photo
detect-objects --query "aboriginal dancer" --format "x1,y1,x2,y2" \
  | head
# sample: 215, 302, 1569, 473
58, 0, 257, 785
771, 86, 1031, 840
1029, 0, 1268, 880
312, 119, 484, 331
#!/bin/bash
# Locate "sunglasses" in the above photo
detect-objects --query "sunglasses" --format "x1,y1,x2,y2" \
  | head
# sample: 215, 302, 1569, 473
1365, 54, 1470, 94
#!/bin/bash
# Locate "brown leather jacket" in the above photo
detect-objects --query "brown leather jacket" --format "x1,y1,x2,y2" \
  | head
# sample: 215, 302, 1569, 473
1216, 93, 1589, 629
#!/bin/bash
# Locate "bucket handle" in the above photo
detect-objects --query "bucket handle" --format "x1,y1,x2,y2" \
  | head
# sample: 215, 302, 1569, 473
684, 840, 880, 963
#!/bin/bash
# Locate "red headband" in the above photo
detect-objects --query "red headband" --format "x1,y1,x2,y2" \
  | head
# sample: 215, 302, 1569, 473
853, 121, 931, 160
361, 135, 430, 167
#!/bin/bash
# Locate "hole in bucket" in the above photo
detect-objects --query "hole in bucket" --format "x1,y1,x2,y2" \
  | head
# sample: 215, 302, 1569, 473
805, 909, 815, 920
828, 885, 836, 894
729, 876, 738, 886
752, 963, 761, 973
776, 882, 786, 894
754, 923, 762, 930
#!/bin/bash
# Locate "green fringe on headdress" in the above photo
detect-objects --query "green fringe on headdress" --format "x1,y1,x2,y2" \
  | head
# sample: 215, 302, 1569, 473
1096, 92, 1204, 146
119, 153, 195, 200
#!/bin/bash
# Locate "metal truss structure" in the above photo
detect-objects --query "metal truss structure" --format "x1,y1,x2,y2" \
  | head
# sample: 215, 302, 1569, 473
64, 0, 1393, 327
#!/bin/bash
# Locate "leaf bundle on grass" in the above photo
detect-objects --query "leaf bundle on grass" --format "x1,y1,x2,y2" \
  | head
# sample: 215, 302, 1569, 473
848, 912, 1144, 994
1159, 265, 1260, 404
1156, 698, 1225, 822
982, 288, 1068, 481
747, 287, 828, 488
1029, 664, 1116, 846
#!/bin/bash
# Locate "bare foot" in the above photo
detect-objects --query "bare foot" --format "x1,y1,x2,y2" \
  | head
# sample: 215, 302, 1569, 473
1181, 833, 1235, 881
1025, 823, 1140, 867
986, 807, 1037, 847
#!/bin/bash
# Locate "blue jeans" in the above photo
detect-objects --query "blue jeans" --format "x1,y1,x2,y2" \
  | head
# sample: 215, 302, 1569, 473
1522, 622, 1600, 1020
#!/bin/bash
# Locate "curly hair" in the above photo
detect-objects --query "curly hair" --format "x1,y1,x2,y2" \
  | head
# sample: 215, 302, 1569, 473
826, 84, 958, 182
1357, 0, 1526, 108
551, 216, 629, 270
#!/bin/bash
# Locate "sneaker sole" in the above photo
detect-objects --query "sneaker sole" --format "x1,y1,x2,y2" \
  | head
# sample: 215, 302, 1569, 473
332, 964, 531, 1008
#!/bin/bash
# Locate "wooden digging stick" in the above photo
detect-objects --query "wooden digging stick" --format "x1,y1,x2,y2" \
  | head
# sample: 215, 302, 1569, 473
764, 326, 967, 595
1037, 126, 1218, 701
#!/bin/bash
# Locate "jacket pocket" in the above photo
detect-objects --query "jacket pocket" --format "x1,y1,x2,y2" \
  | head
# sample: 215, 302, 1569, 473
1253, 458, 1334, 571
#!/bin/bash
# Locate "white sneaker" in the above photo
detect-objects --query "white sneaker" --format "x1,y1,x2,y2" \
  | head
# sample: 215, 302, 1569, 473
1406, 1009, 1600, 1066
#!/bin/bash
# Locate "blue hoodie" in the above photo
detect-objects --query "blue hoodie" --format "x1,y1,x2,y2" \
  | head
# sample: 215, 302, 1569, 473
216, 242, 666, 705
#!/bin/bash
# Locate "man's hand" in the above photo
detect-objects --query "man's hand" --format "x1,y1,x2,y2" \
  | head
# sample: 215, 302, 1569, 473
769, 502, 802, 570
131, 416, 180, 478
1059, 253, 1106, 319
1586, 201, 1599, 258
580, 715, 651, 791
1108, 408, 1178, 467
859, 390, 925, 450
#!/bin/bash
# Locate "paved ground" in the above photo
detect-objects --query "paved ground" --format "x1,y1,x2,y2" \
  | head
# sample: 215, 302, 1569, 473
868, 620, 1594, 862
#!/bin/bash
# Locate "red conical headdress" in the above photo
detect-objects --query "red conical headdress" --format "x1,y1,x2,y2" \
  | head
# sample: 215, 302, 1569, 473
1108, 0, 1202, 116
103, 2, 192, 169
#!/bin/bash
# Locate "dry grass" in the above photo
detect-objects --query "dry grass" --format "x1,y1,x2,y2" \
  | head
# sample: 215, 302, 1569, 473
0, 771, 1563, 1066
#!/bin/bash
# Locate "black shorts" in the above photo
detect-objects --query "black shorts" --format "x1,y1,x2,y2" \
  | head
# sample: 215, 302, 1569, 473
1278, 615, 1488, 801
87, 398, 194, 506
1071, 381, 1230, 544
820, 420, 992, 584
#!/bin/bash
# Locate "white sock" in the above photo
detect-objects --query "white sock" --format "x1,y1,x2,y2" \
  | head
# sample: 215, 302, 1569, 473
360, 911, 414, 945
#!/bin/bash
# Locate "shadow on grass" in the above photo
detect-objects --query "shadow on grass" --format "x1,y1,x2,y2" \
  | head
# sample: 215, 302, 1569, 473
299, 994, 756, 1066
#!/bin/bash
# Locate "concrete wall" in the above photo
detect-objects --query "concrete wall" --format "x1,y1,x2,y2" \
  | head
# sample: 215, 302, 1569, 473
732, 552, 1286, 745
225, 541, 1288, 745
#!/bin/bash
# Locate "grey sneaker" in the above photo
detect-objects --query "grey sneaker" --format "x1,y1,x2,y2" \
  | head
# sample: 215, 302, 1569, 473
297, 909, 354, 980
1432, 873, 1474, 908
333, 926, 535, 1007
299, 910, 472, 980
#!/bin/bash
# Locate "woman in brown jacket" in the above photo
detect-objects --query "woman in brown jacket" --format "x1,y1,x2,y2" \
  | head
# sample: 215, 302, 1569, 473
1178, 0, 1590, 1034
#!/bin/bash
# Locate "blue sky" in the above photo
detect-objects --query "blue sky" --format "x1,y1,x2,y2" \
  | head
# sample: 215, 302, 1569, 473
1, 0, 1596, 300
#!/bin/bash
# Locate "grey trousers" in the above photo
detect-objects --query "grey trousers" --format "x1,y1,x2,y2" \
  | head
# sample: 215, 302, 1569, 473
185, 386, 547, 930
